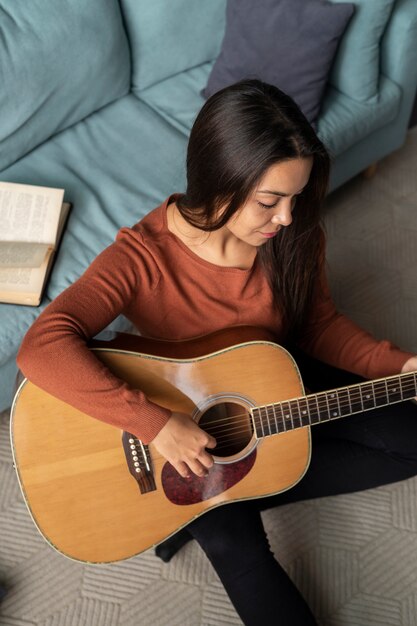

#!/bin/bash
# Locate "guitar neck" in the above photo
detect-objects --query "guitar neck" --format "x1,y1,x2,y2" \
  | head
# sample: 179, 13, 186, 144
252, 371, 417, 438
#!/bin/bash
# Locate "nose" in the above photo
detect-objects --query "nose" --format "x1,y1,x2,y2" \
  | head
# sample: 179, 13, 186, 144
271, 199, 293, 227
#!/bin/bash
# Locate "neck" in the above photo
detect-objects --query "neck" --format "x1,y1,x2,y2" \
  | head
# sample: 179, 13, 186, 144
167, 202, 257, 269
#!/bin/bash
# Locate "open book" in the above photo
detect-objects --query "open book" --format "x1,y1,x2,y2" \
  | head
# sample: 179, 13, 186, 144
0, 182, 71, 306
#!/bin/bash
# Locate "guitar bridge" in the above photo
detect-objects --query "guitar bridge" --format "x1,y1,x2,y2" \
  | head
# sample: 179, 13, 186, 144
122, 432, 156, 494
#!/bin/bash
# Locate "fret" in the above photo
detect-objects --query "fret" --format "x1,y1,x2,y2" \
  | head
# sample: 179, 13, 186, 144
259, 406, 267, 437
294, 398, 303, 428
385, 378, 402, 403
399, 376, 404, 400
259, 406, 266, 437
346, 387, 353, 414
348, 385, 363, 414
252, 407, 263, 438
288, 400, 296, 430
261, 405, 272, 436
326, 391, 340, 420
316, 392, 330, 422
269, 404, 277, 435
324, 392, 331, 421
337, 388, 351, 417
359, 382, 375, 410
298, 396, 310, 427
291, 398, 301, 427
335, 390, 342, 416
305, 395, 320, 425
374, 379, 388, 407
281, 401, 291, 431
400, 373, 417, 400
271, 403, 279, 435
274, 403, 286, 434
314, 395, 320, 421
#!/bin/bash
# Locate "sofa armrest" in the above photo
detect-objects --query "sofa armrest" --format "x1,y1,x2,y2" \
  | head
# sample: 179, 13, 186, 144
381, 0, 417, 87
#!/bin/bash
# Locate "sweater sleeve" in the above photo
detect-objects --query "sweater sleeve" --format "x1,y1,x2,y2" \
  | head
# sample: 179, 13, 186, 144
16, 228, 172, 443
296, 232, 414, 379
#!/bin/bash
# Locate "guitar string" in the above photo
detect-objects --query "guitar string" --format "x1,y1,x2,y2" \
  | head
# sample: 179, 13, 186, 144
182, 378, 417, 452
195, 393, 417, 442
199, 372, 417, 432
209, 405, 402, 450
155, 381, 417, 452
195, 380, 417, 430
207, 414, 345, 442
205, 376, 417, 420
201, 395, 412, 442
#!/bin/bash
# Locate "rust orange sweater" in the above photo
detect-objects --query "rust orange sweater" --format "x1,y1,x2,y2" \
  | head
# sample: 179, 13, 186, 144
17, 194, 413, 442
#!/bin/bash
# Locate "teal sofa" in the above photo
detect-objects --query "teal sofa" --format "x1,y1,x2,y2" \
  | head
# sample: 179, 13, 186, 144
1, 0, 417, 412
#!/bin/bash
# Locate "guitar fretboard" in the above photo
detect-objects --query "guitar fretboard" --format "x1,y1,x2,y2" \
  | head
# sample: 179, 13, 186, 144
252, 372, 417, 438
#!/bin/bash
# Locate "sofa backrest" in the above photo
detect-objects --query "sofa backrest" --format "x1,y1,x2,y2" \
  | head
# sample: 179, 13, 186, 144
120, 0, 400, 107
328, 0, 396, 102
119, 0, 227, 93
0, 0, 131, 172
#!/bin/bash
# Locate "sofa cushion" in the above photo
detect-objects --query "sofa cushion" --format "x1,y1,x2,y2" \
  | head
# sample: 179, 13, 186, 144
0, 0, 131, 172
0, 300, 50, 367
0, 95, 188, 300
120, 0, 227, 92
318, 76, 401, 157
329, 0, 396, 101
139, 62, 211, 135
140, 63, 401, 160
201, 0, 355, 124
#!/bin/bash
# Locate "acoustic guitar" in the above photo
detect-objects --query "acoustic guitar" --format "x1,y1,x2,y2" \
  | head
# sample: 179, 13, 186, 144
10, 326, 417, 563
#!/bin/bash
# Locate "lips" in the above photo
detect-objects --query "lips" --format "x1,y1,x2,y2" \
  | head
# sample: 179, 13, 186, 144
260, 231, 278, 238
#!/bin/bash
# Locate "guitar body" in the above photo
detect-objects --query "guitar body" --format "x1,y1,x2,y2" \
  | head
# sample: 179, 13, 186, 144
11, 327, 311, 563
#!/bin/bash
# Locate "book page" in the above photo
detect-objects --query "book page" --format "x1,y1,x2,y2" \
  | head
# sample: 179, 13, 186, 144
0, 242, 50, 268
0, 182, 64, 244
0, 202, 72, 306
0, 258, 48, 304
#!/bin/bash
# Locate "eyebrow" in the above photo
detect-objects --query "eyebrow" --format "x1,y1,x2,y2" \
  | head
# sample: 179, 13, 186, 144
256, 185, 307, 197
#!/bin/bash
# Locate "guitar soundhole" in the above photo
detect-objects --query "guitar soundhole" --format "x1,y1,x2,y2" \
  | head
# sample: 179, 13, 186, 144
199, 401, 253, 458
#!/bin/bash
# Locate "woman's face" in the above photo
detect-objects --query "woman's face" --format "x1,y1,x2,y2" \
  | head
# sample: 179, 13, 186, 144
224, 157, 313, 247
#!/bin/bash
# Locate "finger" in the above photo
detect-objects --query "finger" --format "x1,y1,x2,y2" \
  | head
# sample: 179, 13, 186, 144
173, 460, 191, 479
205, 435, 217, 449
198, 449, 214, 470
188, 458, 210, 477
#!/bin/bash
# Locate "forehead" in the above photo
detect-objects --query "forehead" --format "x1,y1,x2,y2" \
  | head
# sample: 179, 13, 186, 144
255, 158, 313, 194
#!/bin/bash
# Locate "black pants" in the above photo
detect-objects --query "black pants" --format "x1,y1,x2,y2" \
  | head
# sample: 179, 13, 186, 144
185, 350, 417, 625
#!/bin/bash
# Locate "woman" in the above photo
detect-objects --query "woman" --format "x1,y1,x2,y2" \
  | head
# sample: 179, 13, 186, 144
17, 79, 417, 625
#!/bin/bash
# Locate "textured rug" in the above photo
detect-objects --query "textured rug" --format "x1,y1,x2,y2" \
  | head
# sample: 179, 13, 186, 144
1, 127, 416, 626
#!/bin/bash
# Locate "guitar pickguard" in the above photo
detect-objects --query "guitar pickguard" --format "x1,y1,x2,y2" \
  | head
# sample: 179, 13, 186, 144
161, 450, 257, 505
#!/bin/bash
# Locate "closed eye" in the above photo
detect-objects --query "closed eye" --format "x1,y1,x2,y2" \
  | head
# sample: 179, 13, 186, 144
257, 193, 302, 211
258, 201, 278, 209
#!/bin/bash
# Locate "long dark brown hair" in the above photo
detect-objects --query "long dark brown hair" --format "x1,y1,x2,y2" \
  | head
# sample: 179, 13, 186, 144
176, 79, 331, 338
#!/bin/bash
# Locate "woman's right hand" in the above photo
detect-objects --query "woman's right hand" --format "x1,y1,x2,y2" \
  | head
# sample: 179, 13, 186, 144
152, 412, 217, 478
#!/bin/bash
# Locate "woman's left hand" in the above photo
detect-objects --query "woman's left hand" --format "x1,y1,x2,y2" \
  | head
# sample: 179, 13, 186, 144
401, 356, 417, 401
401, 356, 417, 374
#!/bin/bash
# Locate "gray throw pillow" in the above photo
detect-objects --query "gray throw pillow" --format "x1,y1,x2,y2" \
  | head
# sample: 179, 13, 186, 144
202, 0, 355, 125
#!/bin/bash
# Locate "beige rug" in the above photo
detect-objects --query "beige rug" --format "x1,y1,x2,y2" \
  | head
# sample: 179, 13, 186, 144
1, 127, 416, 626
